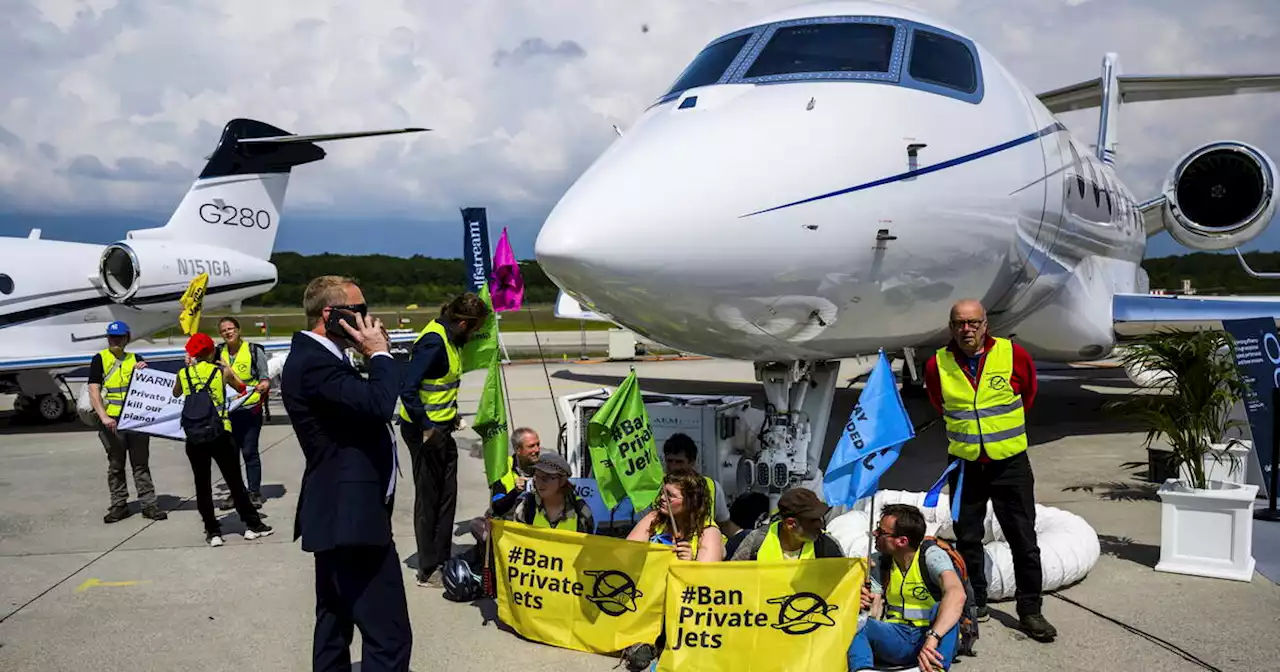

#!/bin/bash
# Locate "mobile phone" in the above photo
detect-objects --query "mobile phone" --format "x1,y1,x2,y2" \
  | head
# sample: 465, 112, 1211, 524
324, 309, 360, 339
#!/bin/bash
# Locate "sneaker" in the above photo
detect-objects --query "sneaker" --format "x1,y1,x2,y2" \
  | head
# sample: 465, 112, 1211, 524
218, 497, 234, 511
103, 506, 132, 524
243, 523, 274, 540
207, 534, 225, 547
976, 605, 991, 622
141, 505, 167, 521
1020, 613, 1058, 642
416, 568, 442, 588
249, 491, 265, 508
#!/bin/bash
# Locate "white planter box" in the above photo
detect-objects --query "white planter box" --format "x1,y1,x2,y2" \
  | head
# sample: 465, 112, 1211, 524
1177, 442, 1251, 486
1156, 478, 1258, 582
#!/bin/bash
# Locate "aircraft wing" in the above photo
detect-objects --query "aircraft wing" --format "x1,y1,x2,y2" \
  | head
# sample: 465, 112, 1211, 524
1113, 293, 1280, 337
0, 330, 423, 376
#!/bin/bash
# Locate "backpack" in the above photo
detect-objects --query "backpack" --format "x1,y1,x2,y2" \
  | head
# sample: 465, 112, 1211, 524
180, 366, 226, 444
879, 536, 980, 658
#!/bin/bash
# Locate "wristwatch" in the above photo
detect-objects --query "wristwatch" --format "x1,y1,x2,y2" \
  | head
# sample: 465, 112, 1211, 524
926, 628, 942, 641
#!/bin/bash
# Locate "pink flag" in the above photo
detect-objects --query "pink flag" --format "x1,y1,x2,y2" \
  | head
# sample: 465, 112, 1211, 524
490, 227, 524, 312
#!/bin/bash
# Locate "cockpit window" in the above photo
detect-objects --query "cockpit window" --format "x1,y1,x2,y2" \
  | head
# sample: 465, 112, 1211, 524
907, 29, 977, 93
665, 34, 752, 96
744, 23, 896, 78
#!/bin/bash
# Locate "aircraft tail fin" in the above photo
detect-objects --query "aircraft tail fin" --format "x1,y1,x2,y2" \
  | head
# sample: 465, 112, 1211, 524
125, 119, 428, 259
1038, 65, 1280, 165
1096, 53, 1120, 167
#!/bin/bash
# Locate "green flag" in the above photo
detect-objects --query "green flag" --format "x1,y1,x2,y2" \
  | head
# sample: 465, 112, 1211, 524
461, 283, 498, 373
586, 370, 664, 511
472, 348, 510, 486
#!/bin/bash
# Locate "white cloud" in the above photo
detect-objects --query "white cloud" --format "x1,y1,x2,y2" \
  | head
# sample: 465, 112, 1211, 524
1, 0, 1278, 244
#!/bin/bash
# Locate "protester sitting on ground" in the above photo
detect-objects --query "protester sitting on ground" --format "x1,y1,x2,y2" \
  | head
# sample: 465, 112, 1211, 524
723, 491, 771, 558
469, 427, 542, 545
730, 488, 844, 560
626, 468, 724, 562
662, 433, 730, 529
171, 333, 273, 548
501, 452, 594, 533
849, 504, 964, 672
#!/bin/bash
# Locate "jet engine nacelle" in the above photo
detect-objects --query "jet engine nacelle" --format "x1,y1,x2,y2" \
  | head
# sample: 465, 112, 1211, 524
98, 240, 277, 311
1162, 141, 1277, 251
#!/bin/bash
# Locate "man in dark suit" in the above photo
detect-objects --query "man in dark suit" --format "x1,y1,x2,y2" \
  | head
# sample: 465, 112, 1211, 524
281, 275, 411, 672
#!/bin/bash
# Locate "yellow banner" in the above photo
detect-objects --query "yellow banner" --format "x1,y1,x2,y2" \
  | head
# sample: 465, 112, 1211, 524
492, 519, 672, 654
178, 273, 208, 335
657, 558, 866, 672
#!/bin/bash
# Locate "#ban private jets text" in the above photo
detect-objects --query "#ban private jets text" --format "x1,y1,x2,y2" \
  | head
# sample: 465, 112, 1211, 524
535, 0, 1280, 494
0, 120, 426, 422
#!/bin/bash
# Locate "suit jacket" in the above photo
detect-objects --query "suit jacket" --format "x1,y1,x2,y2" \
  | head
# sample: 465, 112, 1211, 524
281, 332, 401, 553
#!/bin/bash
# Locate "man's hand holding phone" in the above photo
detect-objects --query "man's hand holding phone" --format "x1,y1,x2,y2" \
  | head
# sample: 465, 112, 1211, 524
339, 312, 390, 358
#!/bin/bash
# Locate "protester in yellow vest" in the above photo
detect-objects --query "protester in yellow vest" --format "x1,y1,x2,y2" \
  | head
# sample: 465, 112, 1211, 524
728, 488, 843, 560
396, 292, 491, 587
923, 299, 1056, 643
661, 433, 730, 530
626, 469, 723, 562
215, 316, 271, 509
88, 320, 166, 524
849, 504, 965, 672
503, 451, 594, 533
468, 427, 543, 548
171, 332, 273, 548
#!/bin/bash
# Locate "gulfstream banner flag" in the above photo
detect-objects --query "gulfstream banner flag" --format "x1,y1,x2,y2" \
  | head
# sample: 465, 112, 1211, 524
657, 557, 866, 672
461, 207, 493, 294
492, 520, 672, 654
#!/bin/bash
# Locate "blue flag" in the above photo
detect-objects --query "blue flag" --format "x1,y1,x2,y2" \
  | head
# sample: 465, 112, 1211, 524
822, 351, 916, 507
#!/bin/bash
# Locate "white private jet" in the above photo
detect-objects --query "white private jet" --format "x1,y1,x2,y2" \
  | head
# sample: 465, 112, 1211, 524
535, 0, 1280, 493
0, 118, 427, 421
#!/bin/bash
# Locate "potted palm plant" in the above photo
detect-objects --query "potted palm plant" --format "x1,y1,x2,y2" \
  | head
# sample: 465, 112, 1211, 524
1109, 329, 1259, 582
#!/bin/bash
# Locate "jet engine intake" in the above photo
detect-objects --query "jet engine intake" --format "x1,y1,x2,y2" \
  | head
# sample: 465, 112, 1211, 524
1162, 141, 1276, 251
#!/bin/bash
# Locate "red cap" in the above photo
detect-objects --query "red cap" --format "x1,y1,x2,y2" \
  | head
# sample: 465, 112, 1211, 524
185, 333, 215, 358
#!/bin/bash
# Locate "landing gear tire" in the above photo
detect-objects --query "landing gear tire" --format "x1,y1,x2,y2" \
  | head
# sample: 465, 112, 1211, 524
15, 394, 69, 423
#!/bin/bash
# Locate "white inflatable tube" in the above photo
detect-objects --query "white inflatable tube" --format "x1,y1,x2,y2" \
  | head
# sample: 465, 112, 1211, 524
827, 490, 1101, 601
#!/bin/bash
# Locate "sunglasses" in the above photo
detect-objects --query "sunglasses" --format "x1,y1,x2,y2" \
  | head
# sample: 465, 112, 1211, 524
329, 303, 368, 317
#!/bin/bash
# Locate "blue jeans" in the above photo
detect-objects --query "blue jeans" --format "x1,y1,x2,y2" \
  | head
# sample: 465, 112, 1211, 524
848, 608, 958, 671
230, 407, 263, 494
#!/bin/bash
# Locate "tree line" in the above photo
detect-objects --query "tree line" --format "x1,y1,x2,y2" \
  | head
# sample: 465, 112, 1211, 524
1144, 251, 1280, 295
246, 249, 1280, 308
249, 252, 561, 307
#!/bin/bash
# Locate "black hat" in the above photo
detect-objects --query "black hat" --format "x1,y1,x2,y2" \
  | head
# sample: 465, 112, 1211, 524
531, 451, 571, 478
777, 488, 830, 522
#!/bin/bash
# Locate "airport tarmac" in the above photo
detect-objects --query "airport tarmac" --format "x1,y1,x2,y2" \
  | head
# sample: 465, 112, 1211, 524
1, 357, 1278, 671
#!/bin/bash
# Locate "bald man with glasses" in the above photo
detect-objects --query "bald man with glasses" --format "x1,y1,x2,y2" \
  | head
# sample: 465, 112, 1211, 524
923, 299, 1056, 643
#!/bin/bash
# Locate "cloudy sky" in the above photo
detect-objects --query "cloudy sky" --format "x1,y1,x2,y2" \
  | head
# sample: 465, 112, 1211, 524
1, 0, 1277, 259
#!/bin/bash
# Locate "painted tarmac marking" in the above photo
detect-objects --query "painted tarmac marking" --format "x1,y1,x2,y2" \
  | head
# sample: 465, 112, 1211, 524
75, 578, 147, 593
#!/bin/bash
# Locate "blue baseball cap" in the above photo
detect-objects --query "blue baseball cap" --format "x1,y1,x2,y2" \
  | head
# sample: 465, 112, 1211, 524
106, 321, 130, 336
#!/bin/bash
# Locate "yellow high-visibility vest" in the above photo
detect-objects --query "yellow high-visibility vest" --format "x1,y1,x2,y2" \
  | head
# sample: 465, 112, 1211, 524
935, 337, 1028, 461
219, 343, 260, 407
397, 320, 461, 425
178, 362, 231, 431
98, 349, 137, 419
884, 551, 938, 628
756, 521, 816, 561
533, 504, 578, 530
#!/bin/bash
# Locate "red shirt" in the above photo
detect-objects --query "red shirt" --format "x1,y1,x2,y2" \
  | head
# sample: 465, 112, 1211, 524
923, 335, 1037, 462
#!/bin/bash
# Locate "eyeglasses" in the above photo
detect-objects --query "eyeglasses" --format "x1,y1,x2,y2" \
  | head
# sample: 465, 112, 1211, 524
872, 527, 902, 538
950, 319, 985, 329
329, 303, 368, 317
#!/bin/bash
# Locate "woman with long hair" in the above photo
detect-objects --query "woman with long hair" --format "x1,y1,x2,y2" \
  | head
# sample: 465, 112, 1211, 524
626, 468, 724, 562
